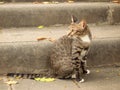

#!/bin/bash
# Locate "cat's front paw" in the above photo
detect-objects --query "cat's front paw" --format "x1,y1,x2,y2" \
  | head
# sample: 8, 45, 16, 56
71, 74, 76, 78
86, 69, 90, 74
83, 69, 90, 74
79, 79, 84, 83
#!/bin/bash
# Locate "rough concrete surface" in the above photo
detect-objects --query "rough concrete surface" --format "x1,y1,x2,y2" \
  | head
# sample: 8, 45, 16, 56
0, 3, 120, 27
0, 81, 8, 90
0, 41, 53, 74
4, 0, 111, 2
0, 67, 120, 90
0, 25, 120, 74
110, 4, 120, 24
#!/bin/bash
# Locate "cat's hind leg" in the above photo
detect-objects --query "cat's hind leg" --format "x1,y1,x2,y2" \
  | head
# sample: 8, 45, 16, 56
81, 58, 90, 75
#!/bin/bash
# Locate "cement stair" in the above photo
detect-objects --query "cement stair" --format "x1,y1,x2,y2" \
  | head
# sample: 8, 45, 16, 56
1, 0, 112, 3
0, 2, 120, 74
0, 3, 120, 28
0, 25, 120, 74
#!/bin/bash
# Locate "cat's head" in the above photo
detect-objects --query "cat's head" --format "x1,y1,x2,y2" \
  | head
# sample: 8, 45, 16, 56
69, 15, 87, 32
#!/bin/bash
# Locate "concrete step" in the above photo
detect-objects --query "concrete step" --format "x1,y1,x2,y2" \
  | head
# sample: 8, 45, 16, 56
0, 67, 120, 90
0, 3, 120, 28
3, 0, 111, 3
0, 25, 120, 74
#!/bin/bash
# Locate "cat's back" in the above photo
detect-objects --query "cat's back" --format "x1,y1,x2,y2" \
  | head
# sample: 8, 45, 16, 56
50, 35, 73, 78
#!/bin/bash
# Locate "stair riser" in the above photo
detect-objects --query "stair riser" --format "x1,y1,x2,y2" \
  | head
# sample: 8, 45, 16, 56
0, 4, 120, 27
0, 38, 119, 74
3, 0, 111, 2
88, 38, 120, 67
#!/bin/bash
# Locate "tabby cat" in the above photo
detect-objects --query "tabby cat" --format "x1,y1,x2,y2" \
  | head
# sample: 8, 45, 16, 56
50, 16, 92, 82
6, 16, 92, 82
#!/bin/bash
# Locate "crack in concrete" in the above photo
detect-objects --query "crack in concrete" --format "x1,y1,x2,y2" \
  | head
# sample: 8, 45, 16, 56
72, 80, 81, 88
107, 5, 114, 25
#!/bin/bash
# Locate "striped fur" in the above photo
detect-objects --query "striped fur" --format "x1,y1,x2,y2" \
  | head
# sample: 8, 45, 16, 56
6, 73, 42, 79
50, 16, 92, 82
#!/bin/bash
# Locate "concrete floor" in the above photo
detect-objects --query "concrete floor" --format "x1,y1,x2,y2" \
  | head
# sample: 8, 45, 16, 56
0, 66, 120, 90
0, 3, 120, 27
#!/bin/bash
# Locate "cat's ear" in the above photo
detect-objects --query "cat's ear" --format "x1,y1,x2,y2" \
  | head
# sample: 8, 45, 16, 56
71, 15, 78, 23
80, 20, 87, 29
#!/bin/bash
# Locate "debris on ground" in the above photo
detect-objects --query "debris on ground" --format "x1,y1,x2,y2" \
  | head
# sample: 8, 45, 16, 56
35, 77, 55, 82
68, 0, 74, 3
37, 37, 56, 42
38, 25, 44, 29
96, 70, 100, 73
5, 80, 18, 85
112, 0, 120, 3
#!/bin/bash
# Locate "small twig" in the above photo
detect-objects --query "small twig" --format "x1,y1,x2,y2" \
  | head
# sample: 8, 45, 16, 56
72, 80, 80, 88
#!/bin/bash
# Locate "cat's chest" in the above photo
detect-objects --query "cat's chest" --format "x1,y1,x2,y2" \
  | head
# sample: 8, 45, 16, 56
81, 35, 91, 43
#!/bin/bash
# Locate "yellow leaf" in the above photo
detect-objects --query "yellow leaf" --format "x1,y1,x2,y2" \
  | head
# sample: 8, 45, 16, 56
40, 77, 46, 82
35, 78, 41, 81
5, 80, 18, 85
42, 2, 50, 4
45, 78, 55, 82
35, 77, 55, 82
38, 25, 44, 29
